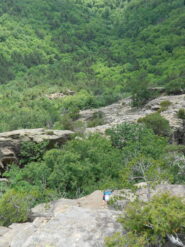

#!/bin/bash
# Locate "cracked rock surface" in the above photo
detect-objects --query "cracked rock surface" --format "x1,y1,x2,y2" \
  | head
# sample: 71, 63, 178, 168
0, 191, 122, 247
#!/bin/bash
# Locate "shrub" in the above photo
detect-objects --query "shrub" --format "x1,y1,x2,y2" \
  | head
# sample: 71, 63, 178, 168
165, 79, 185, 94
120, 156, 170, 192
87, 111, 105, 127
60, 114, 74, 130
138, 113, 171, 137
177, 108, 185, 119
5, 134, 122, 199
72, 120, 86, 134
165, 144, 185, 154
106, 193, 185, 247
164, 153, 185, 184
160, 100, 172, 108
0, 189, 36, 226
44, 135, 122, 197
158, 100, 172, 112
18, 141, 48, 166
106, 123, 167, 159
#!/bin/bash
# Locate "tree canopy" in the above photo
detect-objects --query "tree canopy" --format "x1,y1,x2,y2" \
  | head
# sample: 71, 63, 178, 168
0, 0, 184, 131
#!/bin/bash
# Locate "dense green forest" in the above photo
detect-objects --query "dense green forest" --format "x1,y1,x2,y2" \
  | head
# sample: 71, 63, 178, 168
0, 1, 185, 245
0, 0, 184, 131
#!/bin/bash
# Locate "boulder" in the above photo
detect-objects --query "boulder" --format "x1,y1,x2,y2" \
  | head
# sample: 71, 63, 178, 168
0, 129, 74, 169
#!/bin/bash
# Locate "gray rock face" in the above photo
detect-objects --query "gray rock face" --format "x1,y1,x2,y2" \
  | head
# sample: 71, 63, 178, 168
0, 128, 74, 169
10, 207, 121, 247
79, 94, 185, 143
137, 184, 185, 202
0, 186, 185, 247
0, 191, 122, 247
110, 184, 185, 210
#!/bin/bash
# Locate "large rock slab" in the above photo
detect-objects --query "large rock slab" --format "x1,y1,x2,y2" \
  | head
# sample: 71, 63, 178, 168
0, 186, 185, 247
0, 191, 122, 247
10, 207, 121, 247
0, 128, 74, 168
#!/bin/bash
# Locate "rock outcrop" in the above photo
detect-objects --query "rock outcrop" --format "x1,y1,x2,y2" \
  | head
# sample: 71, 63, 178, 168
46, 90, 75, 100
110, 184, 185, 211
0, 129, 74, 169
0, 191, 122, 247
0, 185, 185, 247
79, 94, 185, 143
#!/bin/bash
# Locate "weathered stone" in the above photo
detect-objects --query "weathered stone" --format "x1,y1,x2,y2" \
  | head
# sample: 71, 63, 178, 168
0, 227, 9, 236
0, 186, 185, 246
79, 94, 185, 143
0, 191, 122, 247
137, 184, 185, 202
0, 129, 74, 169
46, 90, 75, 100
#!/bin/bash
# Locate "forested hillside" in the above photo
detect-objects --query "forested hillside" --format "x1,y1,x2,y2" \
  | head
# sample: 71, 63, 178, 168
0, 2, 185, 245
0, 0, 184, 131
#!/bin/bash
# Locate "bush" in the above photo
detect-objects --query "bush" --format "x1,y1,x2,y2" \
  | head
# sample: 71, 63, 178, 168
120, 156, 169, 190
177, 108, 185, 119
5, 134, 123, 199
164, 153, 185, 184
138, 113, 171, 137
0, 189, 36, 226
160, 100, 172, 108
165, 144, 185, 154
158, 100, 172, 112
106, 123, 167, 159
18, 141, 48, 166
106, 193, 185, 247
87, 111, 105, 127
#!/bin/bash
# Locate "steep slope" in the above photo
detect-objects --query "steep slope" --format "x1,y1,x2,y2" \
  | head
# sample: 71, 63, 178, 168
0, 0, 184, 131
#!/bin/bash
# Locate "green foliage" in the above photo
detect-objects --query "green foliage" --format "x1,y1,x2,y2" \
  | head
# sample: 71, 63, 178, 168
138, 113, 171, 137
158, 100, 172, 112
164, 153, 185, 184
121, 156, 169, 187
106, 232, 148, 247
4, 134, 122, 198
165, 144, 185, 154
177, 108, 185, 119
106, 123, 167, 159
87, 111, 105, 127
106, 193, 185, 247
0, 0, 183, 130
106, 123, 170, 189
127, 70, 153, 107
0, 0, 184, 227
0, 189, 36, 226
18, 141, 48, 166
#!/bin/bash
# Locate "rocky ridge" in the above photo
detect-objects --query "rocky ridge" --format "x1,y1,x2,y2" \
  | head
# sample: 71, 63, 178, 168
79, 94, 185, 143
0, 94, 184, 168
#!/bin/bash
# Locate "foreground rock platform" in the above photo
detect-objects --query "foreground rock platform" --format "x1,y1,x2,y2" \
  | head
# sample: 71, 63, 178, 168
0, 186, 185, 247
0, 191, 122, 247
